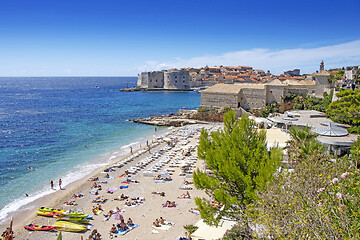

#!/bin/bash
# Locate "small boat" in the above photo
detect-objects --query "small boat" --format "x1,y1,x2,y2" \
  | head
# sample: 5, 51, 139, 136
36, 211, 60, 217
62, 211, 89, 219
54, 216, 90, 224
24, 224, 56, 231
37, 207, 66, 214
52, 221, 86, 232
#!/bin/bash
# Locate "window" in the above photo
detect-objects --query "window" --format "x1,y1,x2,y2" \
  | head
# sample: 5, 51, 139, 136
175, 81, 177, 83
155, 80, 157, 82
150, 80, 152, 82
183, 81, 185, 83
175, 76, 177, 79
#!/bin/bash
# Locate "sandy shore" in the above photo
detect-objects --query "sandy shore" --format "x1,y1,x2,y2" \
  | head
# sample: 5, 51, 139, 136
8, 123, 222, 240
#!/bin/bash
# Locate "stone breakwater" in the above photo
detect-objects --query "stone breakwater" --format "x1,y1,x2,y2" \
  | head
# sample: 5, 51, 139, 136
131, 115, 205, 127
131, 110, 209, 127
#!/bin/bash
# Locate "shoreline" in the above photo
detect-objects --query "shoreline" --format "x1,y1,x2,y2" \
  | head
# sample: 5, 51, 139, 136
0, 126, 169, 230
6, 122, 221, 240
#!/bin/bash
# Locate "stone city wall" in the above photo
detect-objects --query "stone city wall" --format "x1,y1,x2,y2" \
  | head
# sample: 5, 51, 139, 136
147, 71, 164, 89
201, 92, 239, 109
266, 85, 285, 104
240, 88, 266, 110
164, 70, 191, 90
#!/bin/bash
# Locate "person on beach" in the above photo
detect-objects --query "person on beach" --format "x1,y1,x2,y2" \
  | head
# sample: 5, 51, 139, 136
50, 180, 54, 189
159, 217, 165, 225
94, 233, 101, 240
127, 218, 133, 226
130, 146, 133, 154
110, 224, 117, 233
146, 140, 148, 146
153, 219, 161, 227
117, 219, 128, 231
59, 179, 62, 189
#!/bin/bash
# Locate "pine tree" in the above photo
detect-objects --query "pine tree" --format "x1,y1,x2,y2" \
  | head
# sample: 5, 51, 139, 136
193, 110, 282, 225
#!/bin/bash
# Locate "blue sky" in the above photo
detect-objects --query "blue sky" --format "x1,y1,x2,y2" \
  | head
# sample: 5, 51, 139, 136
0, 0, 359, 76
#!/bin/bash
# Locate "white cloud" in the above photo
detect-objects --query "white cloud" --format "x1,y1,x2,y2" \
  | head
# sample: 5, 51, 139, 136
139, 40, 360, 75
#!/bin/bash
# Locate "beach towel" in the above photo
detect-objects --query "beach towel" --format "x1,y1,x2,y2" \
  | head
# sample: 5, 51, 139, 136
118, 174, 125, 178
105, 176, 114, 179
190, 209, 200, 215
119, 185, 128, 189
152, 222, 174, 231
177, 196, 191, 199
89, 189, 99, 195
93, 198, 108, 204
95, 209, 103, 215
115, 224, 139, 235
155, 180, 166, 183
122, 181, 131, 184
88, 177, 99, 181
106, 187, 117, 194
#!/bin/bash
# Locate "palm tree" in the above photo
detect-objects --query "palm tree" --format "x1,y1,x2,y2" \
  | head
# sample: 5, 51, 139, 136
183, 224, 199, 240
287, 126, 319, 163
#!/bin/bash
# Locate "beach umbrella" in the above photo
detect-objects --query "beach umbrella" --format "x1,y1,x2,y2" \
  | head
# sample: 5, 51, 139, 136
112, 212, 124, 221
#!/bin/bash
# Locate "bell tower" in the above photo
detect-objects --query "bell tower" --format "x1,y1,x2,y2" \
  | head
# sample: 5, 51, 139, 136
320, 60, 324, 72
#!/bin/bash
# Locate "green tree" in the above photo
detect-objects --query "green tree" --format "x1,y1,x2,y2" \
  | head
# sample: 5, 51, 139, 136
249, 127, 360, 239
183, 224, 199, 240
194, 110, 283, 225
350, 136, 360, 169
328, 69, 344, 84
355, 68, 360, 83
326, 89, 360, 133
286, 126, 319, 162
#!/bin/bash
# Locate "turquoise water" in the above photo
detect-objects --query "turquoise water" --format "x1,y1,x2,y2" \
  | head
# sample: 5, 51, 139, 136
0, 77, 200, 221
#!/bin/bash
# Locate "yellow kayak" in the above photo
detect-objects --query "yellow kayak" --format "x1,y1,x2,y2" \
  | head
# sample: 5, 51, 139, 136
36, 211, 60, 217
37, 207, 66, 214
52, 221, 86, 232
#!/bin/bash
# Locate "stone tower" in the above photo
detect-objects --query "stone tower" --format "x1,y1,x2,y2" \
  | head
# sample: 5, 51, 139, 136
320, 60, 324, 72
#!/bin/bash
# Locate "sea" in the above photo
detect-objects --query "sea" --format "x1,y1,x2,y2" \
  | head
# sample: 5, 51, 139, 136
0, 77, 200, 222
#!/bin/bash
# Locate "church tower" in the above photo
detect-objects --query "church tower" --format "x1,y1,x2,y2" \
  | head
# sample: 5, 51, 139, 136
320, 60, 324, 72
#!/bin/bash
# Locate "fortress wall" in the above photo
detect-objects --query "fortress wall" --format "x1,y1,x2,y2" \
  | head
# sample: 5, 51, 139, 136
164, 70, 190, 90
201, 92, 240, 109
138, 72, 149, 88
240, 88, 266, 110
285, 87, 310, 98
266, 85, 285, 104
314, 75, 330, 98
147, 71, 164, 88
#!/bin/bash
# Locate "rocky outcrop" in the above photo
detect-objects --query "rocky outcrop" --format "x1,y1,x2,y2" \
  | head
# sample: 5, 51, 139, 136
131, 109, 209, 127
